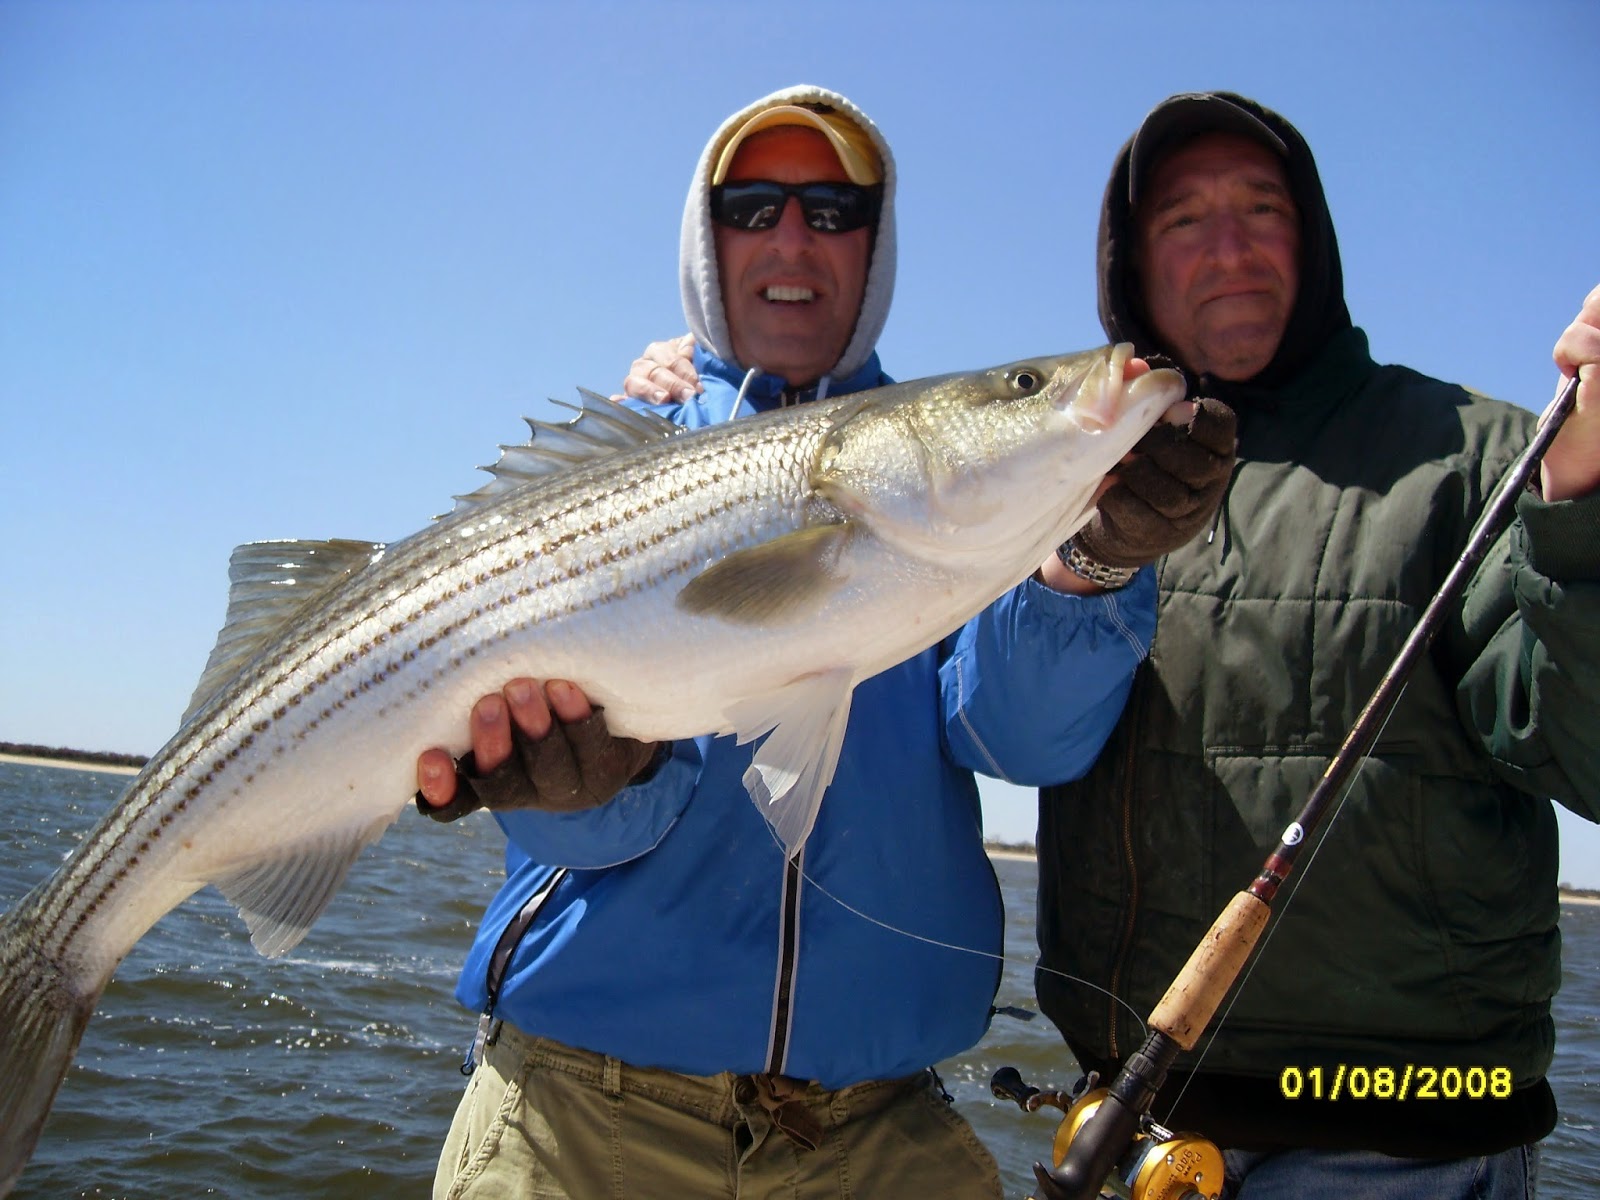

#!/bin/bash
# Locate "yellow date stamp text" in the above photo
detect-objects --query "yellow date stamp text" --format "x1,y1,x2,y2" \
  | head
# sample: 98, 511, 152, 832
1278, 1064, 1512, 1101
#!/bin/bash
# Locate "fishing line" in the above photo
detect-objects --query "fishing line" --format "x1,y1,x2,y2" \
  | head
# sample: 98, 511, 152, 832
759, 819, 1152, 1035
1153, 374, 1582, 1128
806, 856, 1152, 1035
1155, 686, 1408, 1128
1034, 379, 1582, 1192
710, 371, 1152, 1037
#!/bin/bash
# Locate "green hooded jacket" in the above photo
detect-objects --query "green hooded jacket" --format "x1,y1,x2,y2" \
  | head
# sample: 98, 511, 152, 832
1037, 92, 1600, 1156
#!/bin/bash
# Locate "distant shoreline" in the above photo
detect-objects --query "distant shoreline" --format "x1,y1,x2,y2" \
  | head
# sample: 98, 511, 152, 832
0, 751, 140, 776
985, 846, 1035, 862
4, 752, 1596, 905
0, 750, 1045, 854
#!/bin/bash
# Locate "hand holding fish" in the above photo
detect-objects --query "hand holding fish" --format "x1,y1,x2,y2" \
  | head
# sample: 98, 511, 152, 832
415, 680, 659, 820
1070, 394, 1237, 569
0, 347, 1182, 1195
618, 336, 1234, 590
1544, 282, 1600, 502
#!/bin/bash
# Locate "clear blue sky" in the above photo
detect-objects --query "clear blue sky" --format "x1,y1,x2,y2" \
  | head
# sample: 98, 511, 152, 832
3, 1, 1597, 880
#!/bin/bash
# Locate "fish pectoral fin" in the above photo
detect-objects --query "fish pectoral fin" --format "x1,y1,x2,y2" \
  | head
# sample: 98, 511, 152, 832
184, 539, 386, 726
676, 524, 853, 625
211, 809, 399, 958
725, 669, 855, 856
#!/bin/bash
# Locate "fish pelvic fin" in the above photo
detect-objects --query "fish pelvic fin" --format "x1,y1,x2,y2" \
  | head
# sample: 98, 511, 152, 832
728, 668, 855, 856
211, 808, 399, 958
677, 523, 853, 625
0, 898, 101, 1198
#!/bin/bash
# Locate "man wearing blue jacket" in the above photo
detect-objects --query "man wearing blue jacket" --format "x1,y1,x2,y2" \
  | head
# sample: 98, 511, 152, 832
415, 85, 1233, 1199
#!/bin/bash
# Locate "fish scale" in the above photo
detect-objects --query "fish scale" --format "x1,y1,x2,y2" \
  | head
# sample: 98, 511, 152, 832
18, 399, 853, 992
0, 346, 1185, 1194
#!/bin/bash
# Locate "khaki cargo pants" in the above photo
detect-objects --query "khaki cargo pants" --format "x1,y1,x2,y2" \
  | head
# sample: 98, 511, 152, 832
434, 1023, 1002, 1199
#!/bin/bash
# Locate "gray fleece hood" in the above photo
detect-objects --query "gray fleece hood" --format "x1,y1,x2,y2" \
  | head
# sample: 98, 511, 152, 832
679, 84, 898, 384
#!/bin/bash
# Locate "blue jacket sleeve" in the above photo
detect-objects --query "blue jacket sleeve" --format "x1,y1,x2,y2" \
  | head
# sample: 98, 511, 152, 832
491, 739, 704, 868
941, 569, 1155, 786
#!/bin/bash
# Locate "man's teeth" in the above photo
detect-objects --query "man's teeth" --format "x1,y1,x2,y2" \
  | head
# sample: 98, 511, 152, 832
763, 285, 815, 302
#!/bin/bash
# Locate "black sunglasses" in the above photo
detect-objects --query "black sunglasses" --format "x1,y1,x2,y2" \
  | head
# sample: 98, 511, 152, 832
710, 180, 882, 234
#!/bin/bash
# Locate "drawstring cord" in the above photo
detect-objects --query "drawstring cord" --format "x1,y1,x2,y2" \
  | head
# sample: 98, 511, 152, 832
725, 368, 834, 420
727, 367, 760, 423
1206, 460, 1241, 561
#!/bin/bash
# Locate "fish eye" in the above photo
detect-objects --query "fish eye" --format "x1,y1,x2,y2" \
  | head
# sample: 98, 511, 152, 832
1007, 368, 1041, 393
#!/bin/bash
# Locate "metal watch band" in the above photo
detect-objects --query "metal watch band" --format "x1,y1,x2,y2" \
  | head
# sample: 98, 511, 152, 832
1056, 539, 1138, 590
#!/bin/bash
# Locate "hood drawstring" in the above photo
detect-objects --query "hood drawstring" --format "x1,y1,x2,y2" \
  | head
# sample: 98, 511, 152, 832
725, 368, 836, 423
727, 367, 760, 423
1207, 460, 1240, 563
778, 373, 834, 408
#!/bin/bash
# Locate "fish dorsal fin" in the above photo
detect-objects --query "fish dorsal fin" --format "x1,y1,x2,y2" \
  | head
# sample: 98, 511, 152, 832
725, 668, 856, 856
211, 808, 399, 957
449, 388, 681, 516
677, 523, 854, 625
183, 539, 384, 724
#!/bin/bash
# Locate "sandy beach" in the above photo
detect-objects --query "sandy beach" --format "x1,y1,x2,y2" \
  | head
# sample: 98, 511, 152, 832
0, 752, 141, 776
984, 846, 1036, 862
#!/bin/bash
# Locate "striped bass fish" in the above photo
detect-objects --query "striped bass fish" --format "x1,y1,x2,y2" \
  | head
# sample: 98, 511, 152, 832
0, 344, 1183, 1191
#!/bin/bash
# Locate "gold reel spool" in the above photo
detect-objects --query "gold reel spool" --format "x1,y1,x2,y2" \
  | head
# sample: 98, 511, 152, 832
1051, 1088, 1223, 1200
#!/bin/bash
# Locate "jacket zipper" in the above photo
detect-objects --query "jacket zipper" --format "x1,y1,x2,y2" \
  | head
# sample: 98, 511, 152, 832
766, 849, 804, 1073
461, 866, 569, 1075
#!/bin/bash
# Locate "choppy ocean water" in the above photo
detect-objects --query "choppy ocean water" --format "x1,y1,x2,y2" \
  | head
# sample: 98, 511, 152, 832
2, 759, 1595, 1197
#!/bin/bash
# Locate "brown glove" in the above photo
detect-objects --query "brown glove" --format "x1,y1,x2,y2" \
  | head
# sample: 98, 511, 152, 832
416, 708, 663, 823
1074, 396, 1237, 569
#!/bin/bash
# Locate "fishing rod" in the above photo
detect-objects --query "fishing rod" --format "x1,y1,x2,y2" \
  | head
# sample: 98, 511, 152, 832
997, 375, 1582, 1200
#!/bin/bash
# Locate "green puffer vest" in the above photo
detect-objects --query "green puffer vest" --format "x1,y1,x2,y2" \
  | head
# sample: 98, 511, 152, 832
1038, 327, 1600, 1151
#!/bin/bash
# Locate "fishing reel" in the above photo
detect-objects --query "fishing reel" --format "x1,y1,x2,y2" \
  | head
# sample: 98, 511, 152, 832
991, 1067, 1223, 1200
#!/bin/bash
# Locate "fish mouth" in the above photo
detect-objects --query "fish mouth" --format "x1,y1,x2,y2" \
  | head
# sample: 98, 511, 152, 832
1064, 345, 1134, 433
1063, 344, 1184, 434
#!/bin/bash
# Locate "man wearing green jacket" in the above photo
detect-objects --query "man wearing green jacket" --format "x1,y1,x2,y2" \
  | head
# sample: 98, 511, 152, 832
1037, 91, 1600, 1197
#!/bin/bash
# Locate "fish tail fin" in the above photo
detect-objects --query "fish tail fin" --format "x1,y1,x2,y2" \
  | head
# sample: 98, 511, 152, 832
0, 896, 100, 1198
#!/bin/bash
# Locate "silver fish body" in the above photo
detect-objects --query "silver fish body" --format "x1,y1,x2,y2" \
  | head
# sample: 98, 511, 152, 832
0, 345, 1183, 1192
